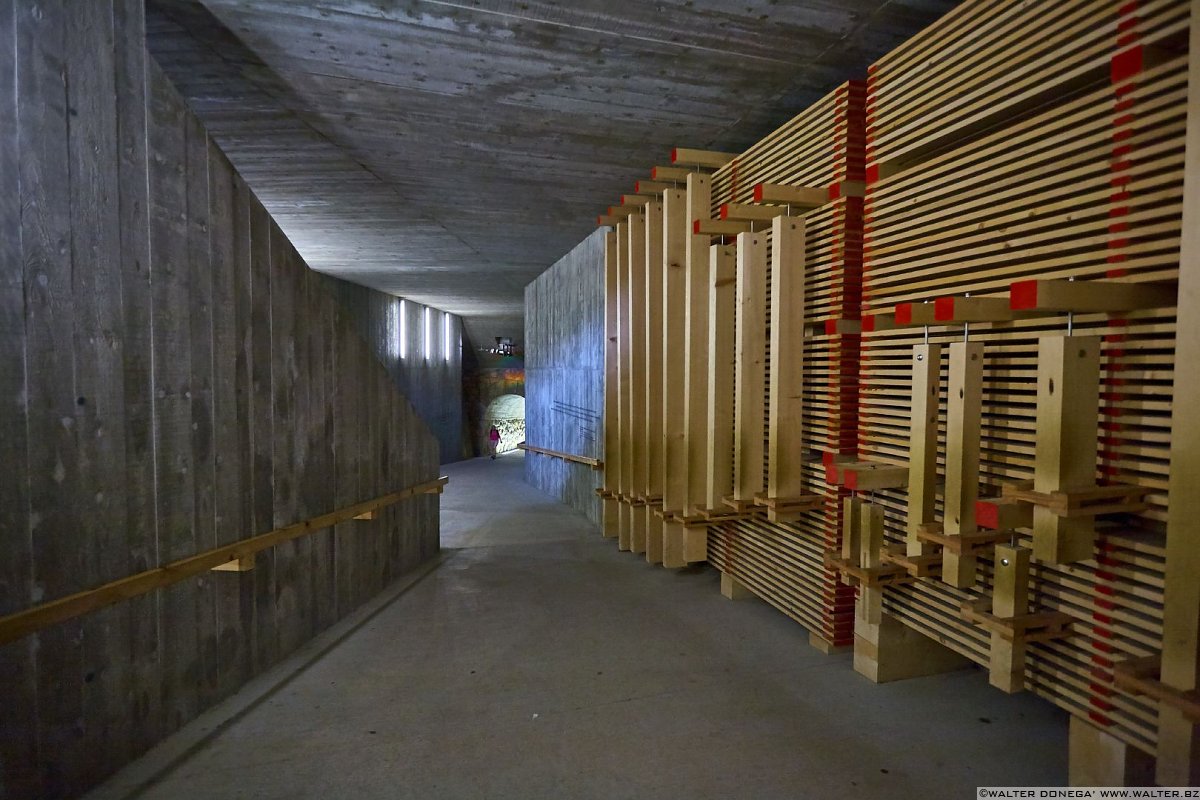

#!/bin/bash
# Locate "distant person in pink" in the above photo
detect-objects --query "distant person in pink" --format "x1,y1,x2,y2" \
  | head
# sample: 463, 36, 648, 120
489, 425, 501, 459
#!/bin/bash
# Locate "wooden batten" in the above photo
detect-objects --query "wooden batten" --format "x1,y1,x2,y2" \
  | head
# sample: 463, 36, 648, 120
651, 165, 698, 181
933, 295, 1021, 324
733, 231, 768, 503
906, 344, 941, 557
705, 243, 737, 512
1032, 336, 1101, 564
1010, 279, 1177, 313
766, 215, 806, 502
683, 173, 713, 519
635, 179, 673, 194
694, 218, 753, 237
892, 301, 937, 327
1157, 1, 1200, 783
645, 200, 666, 564
662, 188, 689, 524
941, 341, 984, 588
989, 545, 1031, 693
211, 555, 255, 572
628, 213, 648, 555
752, 183, 826, 208
719, 203, 787, 222
672, 147, 737, 168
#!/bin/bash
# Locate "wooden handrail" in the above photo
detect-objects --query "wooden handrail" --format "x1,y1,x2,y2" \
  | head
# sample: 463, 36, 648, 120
517, 443, 603, 470
0, 475, 449, 647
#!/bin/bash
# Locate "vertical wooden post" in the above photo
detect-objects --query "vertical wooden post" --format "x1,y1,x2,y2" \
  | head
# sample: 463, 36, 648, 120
680, 173, 713, 564
767, 215, 806, 501
841, 495, 862, 576
942, 341, 983, 587
616, 220, 633, 550
684, 173, 713, 519
628, 212, 648, 554
989, 544, 1030, 693
906, 344, 942, 556
1157, 0, 1200, 784
854, 500, 969, 682
733, 230, 768, 504
644, 199, 665, 564
1032, 335, 1101, 565
721, 572, 755, 601
706, 242, 737, 511
602, 230, 620, 539
661, 187, 689, 568
1070, 716, 1155, 787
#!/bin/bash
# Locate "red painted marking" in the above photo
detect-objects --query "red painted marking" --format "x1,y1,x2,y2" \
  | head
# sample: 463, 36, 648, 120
1117, 16, 1140, 32
596, 216, 602, 225
825, 319, 838, 335
1112, 128, 1134, 143
1113, 112, 1137, 128
1096, 584, 1116, 596
1110, 176, 1131, 189
1095, 570, 1117, 582
1106, 254, 1128, 264
651, 167, 659, 179
1089, 697, 1116, 712
670, 147, 679, 163
1092, 654, 1114, 668
1109, 221, 1130, 234
933, 296, 956, 321
861, 315, 876, 332
975, 501, 999, 530
1110, 160, 1132, 173
719, 205, 730, 220
753, 183, 764, 203
1088, 711, 1113, 727
692, 220, 701, 234
1010, 280, 1038, 310
1108, 238, 1130, 249
1117, 32, 1140, 48
1108, 207, 1129, 218
1094, 598, 1116, 610
1114, 97, 1136, 113
1118, 0, 1139, 16
1111, 45, 1144, 84
1111, 146, 1133, 160
894, 303, 913, 325
866, 163, 879, 185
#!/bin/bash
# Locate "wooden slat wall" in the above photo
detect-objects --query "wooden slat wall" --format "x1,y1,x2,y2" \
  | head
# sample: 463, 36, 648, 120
855, 0, 1192, 757
0, 5, 442, 798
524, 229, 606, 526
709, 82, 866, 648
585, 0, 1197, 778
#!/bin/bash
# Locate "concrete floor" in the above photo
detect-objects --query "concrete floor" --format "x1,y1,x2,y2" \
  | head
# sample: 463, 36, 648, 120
89, 451, 1068, 800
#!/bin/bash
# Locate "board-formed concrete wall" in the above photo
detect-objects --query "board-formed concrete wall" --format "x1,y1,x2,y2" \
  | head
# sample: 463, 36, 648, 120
322, 276, 464, 463
0, 4, 441, 797
524, 229, 606, 525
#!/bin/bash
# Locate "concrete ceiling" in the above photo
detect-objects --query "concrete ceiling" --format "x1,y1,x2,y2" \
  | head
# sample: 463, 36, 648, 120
146, 0, 959, 348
